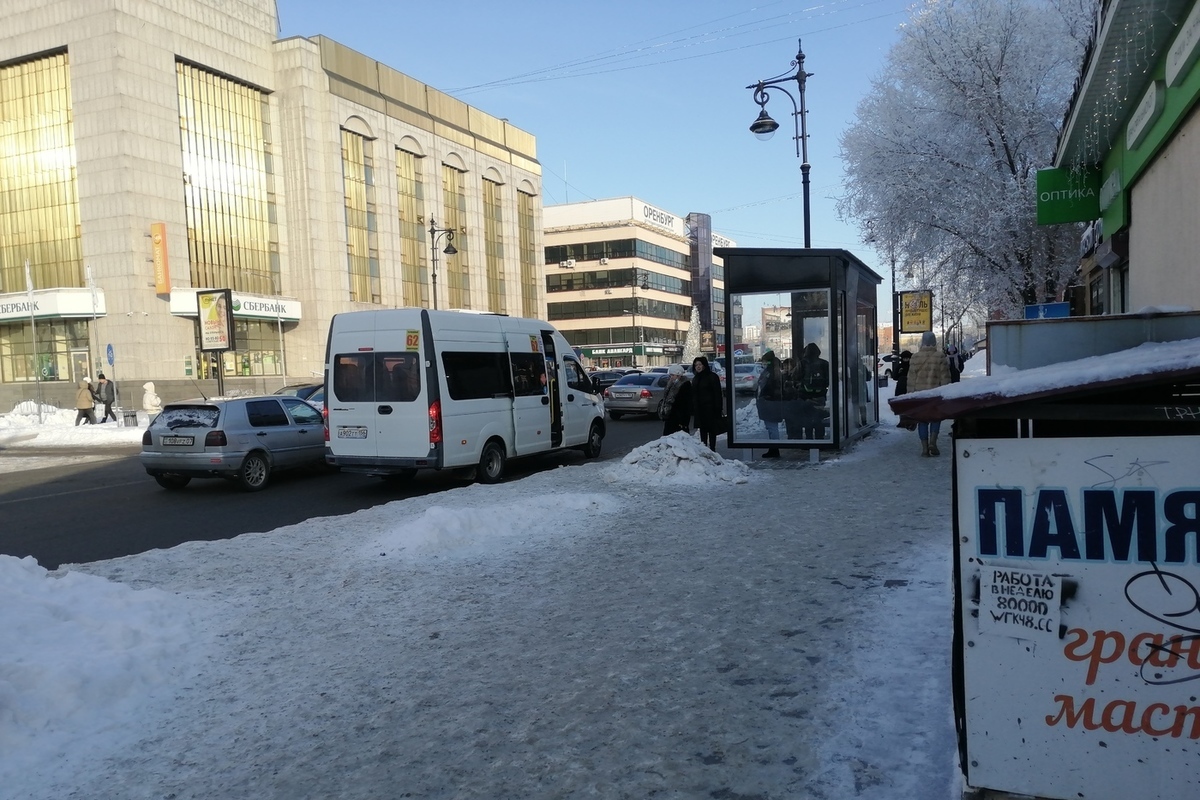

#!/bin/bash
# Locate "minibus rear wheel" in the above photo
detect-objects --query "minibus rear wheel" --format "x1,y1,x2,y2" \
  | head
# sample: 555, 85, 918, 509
477, 440, 507, 484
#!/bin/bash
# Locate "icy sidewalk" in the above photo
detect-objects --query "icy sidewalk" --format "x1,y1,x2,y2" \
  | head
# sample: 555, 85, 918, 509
4, 427, 959, 800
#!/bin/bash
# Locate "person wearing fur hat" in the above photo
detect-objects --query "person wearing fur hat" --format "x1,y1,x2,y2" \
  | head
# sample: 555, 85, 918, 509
691, 355, 725, 451
906, 331, 953, 456
660, 363, 693, 436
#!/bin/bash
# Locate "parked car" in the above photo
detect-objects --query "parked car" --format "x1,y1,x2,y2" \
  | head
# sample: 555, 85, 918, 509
589, 370, 629, 393
733, 362, 763, 394
274, 382, 325, 411
140, 395, 327, 491
603, 372, 673, 420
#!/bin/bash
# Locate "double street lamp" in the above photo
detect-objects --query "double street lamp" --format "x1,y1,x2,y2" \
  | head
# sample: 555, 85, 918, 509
428, 218, 458, 310
746, 39, 814, 248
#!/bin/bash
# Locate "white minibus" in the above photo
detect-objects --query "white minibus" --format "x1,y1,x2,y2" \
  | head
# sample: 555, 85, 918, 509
324, 309, 605, 483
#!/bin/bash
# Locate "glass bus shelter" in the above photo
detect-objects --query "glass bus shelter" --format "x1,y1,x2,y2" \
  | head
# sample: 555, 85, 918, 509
714, 247, 882, 452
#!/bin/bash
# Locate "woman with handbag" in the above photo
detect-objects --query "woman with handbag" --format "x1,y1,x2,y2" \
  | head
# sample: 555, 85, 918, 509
691, 356, 725, 452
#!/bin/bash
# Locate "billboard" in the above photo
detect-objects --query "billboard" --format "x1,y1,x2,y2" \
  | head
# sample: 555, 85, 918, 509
197, 289, 234, 352
898, 290, 933, 333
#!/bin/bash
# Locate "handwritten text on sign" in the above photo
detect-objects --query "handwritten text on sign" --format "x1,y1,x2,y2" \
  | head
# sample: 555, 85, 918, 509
980, 566, 1061, 639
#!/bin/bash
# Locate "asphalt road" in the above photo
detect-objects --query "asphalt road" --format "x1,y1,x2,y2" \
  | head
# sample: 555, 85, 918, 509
0, 414, 665, 570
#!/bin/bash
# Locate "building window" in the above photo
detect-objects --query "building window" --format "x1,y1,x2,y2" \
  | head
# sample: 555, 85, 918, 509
342, 130, 380, 303
0, 320, 89, 383
441, 164, 469, 309
544, 239, 690, 271
396, 148, 428, 307
177, 62, 279, 295
546, 268, 690, 296
193, 318, 285, 378
482, 178, 506, 313
518, 190, 539, 317
0, 52, 82, 295
1088, 273, 1106, 315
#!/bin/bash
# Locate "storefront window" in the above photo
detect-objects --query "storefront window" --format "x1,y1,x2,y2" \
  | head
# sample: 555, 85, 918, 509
0, 320, 89, 383
193, 318, 284, 379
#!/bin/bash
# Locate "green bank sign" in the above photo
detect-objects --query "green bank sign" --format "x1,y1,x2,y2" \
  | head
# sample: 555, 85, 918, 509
1036, 167, 1100, 225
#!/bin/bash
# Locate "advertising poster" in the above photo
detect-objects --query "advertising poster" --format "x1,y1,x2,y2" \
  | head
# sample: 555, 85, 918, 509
956, 436, 1200, 799
197, 289, 234, 352
898, 290, 933, 333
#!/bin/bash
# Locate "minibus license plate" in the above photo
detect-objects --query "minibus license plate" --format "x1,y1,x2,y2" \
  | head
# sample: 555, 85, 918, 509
338, 427, 368, 439
162, 436, 194, 446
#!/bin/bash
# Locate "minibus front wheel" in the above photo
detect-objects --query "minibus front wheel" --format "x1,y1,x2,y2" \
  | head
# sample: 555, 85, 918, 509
477, 440, 507, 484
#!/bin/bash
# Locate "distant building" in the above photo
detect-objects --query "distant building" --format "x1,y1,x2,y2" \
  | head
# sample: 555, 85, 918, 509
543, 198, 735, 368
0, 0, 543, 406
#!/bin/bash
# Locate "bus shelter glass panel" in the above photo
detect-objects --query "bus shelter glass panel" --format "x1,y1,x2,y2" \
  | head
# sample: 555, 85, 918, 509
732, 288, 833, 446
847, 295, 879, 437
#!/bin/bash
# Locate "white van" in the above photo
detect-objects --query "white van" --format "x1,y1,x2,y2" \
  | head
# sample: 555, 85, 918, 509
324, 308, 606, 483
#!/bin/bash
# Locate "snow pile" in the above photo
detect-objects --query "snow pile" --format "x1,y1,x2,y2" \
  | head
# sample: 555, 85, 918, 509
0, 402, 146, 447
363, 490, 623, 560
0, 556, 203, 776
603, 430, 751, 485
908, 336, 1200, 404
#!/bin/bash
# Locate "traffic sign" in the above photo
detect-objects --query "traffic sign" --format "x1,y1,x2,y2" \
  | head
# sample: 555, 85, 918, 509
106, 343, 114, 366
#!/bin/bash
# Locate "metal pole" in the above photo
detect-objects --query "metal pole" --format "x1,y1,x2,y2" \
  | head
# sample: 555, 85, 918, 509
891, 245, 900, 364
795, 41, 812, 249
429, 218, 440, 310
25, 260, 43, 424
277, 307, 286, 389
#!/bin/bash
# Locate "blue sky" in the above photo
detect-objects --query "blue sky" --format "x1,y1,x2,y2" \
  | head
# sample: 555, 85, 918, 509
276, 0, 916, 319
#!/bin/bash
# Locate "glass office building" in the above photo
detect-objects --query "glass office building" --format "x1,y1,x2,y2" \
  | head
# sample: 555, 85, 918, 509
0, 0, 543, 409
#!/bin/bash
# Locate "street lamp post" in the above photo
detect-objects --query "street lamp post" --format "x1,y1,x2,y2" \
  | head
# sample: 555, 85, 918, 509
746, 39, 814, 248
428, 218, 458, 310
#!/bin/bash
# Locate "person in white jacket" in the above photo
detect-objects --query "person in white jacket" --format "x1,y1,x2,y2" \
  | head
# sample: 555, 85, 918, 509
142, 382, 162, 414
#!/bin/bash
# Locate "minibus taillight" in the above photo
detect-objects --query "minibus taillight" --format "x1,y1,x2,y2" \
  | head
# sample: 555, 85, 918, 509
322, 405, 329, 441
429, 400, 443, 445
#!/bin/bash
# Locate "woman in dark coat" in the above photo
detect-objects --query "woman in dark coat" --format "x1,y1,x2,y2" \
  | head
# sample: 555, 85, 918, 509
661, 364, 693, 436
691, 355, 725, 451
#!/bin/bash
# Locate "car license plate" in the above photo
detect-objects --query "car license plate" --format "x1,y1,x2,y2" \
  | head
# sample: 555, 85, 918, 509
337, 426, 369, 439
161, 435, 194, 446
612, 392, 633, 399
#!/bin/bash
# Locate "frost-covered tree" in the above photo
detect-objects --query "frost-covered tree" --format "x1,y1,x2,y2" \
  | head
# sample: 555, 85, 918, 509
838, 0, 1097, 318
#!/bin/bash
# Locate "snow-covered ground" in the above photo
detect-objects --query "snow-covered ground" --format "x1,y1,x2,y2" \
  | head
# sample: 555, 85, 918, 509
1, 378, 965, 799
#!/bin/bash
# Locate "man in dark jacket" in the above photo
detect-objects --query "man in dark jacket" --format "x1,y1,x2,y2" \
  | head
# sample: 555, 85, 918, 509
691, 356, 725, 452
95, 372, 117, 422
755, 350, 783, 458
797, 343, 830, 439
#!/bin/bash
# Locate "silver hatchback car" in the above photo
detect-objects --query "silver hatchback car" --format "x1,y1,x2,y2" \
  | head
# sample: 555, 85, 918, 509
140, 395, 326, 491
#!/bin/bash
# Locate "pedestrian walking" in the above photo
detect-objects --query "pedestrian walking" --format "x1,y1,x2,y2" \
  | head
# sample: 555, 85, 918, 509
660, 364, 693, 436
946, 344, 965, 383
907, 332, 953, 456
691, 356, 725, 452
75, 377, 98, 426
95, 372, 117, 422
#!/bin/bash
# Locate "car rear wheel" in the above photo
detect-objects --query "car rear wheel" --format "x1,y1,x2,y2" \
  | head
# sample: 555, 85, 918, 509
582, 422, 603, 459
154, 474, 191, 490
609, 411, 624, 420
476, 440, 507, 484
237, 452, 272, 492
